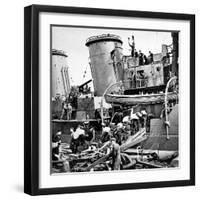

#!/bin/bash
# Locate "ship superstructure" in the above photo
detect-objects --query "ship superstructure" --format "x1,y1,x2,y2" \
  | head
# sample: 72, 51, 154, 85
85, 32, 179, 152
85, 33, 179, 118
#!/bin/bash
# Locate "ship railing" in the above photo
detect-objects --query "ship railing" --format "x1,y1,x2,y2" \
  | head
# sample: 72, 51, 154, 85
164, 76, 178, 140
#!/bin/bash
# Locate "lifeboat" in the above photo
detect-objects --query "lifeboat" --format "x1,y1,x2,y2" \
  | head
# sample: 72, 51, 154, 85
105, 92, 178, 105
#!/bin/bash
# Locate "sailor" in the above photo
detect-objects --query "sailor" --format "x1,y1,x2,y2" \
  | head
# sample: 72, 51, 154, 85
122, 115, 129, 124
112, 111, 123, 124
139, 50, 144, 65
66, 103, 72, 120
52, 131, 62, 160
143, 54, 148, 65
122, 116, 131, 140
128, 35, 135, 57
83, 121, 95, 143
136, 112, 143, 130
141, 110, 147, 128
148, 51, 153, 63
146, 113, 154, 132
52, 131, 71, 172
166, 52, 170, 63
134, 49, 138, 58
99, 137, 121, 170
60, 100, 68, 120
83, 121, 89, 129
113, 122, 124, 145
110, 122, 116, 133
95, 109, 101, 119
70, 125, 85, 153
110, 137, 121, 170
102, 124, 112, 143
130, 113, 139, 134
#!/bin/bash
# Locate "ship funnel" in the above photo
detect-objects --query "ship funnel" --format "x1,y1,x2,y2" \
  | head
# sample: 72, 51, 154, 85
85, 34, 123, 96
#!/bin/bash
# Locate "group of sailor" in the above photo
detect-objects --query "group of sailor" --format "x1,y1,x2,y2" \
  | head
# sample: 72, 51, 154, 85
52, 109, 150, 171
101, 109, 148, 146
128, 35, 154, 65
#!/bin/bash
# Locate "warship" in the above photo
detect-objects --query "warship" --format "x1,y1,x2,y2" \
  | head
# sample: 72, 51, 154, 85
51, 32, 179, 173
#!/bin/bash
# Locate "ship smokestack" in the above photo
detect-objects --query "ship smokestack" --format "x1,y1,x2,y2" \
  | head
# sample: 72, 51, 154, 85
52, 49, 71, 97
85, 34, 123, 96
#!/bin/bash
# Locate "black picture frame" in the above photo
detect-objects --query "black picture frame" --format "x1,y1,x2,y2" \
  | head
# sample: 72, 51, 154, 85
24, 4, 195, 196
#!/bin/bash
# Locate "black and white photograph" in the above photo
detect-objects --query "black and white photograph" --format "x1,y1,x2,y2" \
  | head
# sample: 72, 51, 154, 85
51, 26, 179, 174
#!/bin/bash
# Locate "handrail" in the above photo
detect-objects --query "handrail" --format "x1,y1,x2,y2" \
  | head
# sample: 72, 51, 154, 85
164, 76, 177, 140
